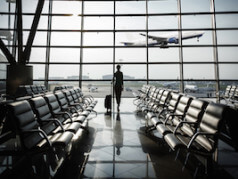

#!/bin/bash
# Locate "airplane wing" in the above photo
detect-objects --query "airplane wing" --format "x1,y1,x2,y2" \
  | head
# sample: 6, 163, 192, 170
139, 33, 168, 43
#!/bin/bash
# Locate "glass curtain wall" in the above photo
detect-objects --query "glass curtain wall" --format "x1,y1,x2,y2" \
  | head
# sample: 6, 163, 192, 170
0, 0, 238, 98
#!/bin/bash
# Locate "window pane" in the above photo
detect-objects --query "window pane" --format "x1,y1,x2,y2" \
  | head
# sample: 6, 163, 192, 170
215, 0, 238, 12
33, 32, 47, 46
182, 30, 213, 45
32, 64, 45, 80
181, 0, 210, 13
30, 48, 46, 62
53, 1, 82, 14
49, 64, 79, 80
82, 81, 111, 98
22, 0, 49, 13
217, 30, 238, 45
149, 48, 179, 62
23, 31, 47, 46
183, 47, 214, 62
84, 1, 113, 15
149, 65, 180, 80
83, 32, 113, 46
182, 15, 212, 29
148, 0, 177, 14
184, 81, 216, 98
122, 65, 146, 80
83, 48, 113, 63
184, 64, 215, 79
148, 16, 178, 30
22, 0, 37, 13
216, 14, 238, 28
0, 1, 15, 12
51, 32, 81, 46
149, 81, 180, 91
50, 48, 80, 63
115, 32, 146, 46
48, 81, 79, 92
23, 16, 48, 29
116, 17, 146, 30
0, 53, 8, 63
83, 65, 112, 80
52, 16, 81, 30
219, 64, 238, 80
218, 47, 238, 62
0, 15, 14, 28
0, 64, 7, 80
122, 81, 147, 98
115, 48, 146, 63
116, 1, 146, 14
84, 17, 113, 30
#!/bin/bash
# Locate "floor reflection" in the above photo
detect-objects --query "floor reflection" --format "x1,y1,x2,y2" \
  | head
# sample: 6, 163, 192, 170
113, 113, 123, 156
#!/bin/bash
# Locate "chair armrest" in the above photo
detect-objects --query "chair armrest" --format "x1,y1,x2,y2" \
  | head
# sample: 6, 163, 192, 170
42, 119, 65, 132
187, 132, 218, 149
173, 121, 197, 134
164, 114, 183, 125
0, 131, 15, 144
22, 128, 52, 147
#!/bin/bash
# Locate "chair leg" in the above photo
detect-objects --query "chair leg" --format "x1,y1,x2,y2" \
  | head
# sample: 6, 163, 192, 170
174, 148, 180, 161
182, 152, 190, 171
205, 155, 213, 175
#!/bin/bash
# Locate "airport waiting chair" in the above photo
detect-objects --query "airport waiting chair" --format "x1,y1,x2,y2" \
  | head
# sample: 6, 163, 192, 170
154, 95, 193, 136
70, 89, 89, 106
141, 88, 165, 114
54, 91, 91, 118
30, 85, 39, 95
164, 103, 237, 173
136, 86, 157, 112
133, 85, 152, 105
44, 93, 87, 126
36, 85, 44, 94
29, 96, 84, 137
159, 99, 208, 136
7, 100, 74, 177
74, 87, 98, 107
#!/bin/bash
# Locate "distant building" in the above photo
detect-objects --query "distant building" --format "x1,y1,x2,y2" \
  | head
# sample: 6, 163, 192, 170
82, 75, 89, 79
102, 74, 135, 79
67, 75, 79, 79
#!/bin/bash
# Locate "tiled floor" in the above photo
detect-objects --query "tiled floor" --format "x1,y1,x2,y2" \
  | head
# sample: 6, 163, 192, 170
73, 98, 235, 179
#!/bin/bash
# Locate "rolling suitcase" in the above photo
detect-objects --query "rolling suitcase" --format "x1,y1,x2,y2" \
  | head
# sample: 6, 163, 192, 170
105, 81, 113, 114
104, 94, 112, 114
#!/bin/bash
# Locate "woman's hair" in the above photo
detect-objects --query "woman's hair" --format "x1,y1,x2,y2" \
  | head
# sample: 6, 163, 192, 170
116, 64, 121, 70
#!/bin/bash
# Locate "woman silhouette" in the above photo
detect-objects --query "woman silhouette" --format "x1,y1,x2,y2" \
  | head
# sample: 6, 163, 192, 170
113, 64, 124, 112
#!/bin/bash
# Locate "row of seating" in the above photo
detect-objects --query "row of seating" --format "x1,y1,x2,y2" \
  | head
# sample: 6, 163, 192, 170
15, 84, 48, 99
219, 85, 238, 108
54, 85, 74, 92
133, 84, 151, 104
134, 85, 237, 173
0, 87, 97, 178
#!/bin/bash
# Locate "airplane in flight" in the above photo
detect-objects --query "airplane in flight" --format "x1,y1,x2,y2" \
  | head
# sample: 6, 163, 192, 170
121, 31, 205, 48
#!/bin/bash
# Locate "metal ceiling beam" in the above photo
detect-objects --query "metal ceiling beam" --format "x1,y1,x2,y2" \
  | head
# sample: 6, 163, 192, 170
23, 0, 45, 64
16, 0, 23, 64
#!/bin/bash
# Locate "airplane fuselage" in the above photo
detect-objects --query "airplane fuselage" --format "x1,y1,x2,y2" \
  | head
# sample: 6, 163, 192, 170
121, 31, 204, 47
